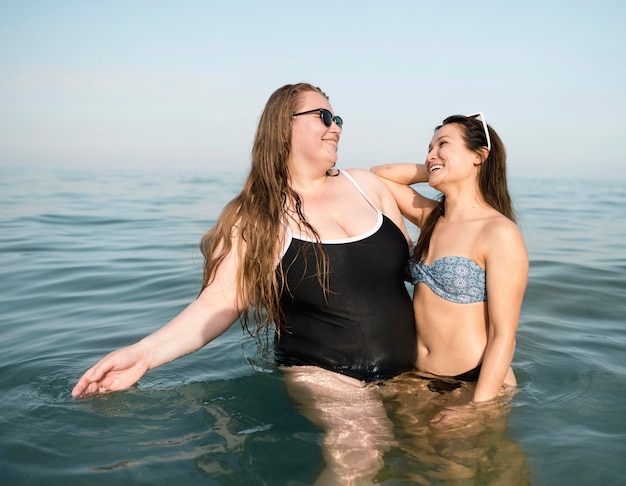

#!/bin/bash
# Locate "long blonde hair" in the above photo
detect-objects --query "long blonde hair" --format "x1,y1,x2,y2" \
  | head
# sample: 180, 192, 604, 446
199, 83, 329, 335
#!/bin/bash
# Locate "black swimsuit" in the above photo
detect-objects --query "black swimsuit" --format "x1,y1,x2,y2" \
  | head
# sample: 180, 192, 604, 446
274, 173, 416, 382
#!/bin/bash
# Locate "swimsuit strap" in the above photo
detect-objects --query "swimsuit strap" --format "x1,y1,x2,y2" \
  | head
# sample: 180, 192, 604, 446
340, 170, 381, 214
282, 171, 382, 249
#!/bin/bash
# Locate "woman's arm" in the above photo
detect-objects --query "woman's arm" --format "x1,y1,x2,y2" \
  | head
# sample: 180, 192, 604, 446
71, 240, 244, 398
473, 220, 529, 402
369, 163, 435, 228
370, 163, 429, 185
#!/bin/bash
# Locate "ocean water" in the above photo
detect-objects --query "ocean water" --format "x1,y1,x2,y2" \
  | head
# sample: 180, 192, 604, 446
1, 166, 624, 485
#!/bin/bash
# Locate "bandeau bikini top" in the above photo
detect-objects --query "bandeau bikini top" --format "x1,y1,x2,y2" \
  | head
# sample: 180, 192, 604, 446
408, 256, 487, 304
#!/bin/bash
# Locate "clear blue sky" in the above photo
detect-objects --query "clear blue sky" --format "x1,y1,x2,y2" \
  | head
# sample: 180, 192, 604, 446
1, 0, 624, 179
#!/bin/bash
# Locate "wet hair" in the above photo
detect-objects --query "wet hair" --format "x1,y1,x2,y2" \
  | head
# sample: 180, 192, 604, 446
199, 83, 329, 336
413, 115, 515, 261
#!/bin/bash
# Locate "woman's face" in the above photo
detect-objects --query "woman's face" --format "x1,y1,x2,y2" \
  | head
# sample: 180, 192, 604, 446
289, 91, 342, 176
425, 123, 481, 188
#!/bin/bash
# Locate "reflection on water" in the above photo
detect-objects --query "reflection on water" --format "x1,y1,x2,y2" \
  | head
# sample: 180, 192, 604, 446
280, 365, 530, 485
282, 366, 394, 485
379, 371, 531, 485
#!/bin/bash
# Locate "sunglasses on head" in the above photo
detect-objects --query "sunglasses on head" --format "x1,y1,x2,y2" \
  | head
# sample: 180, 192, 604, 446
293, 108, 343, 128
466, 112, 491, 151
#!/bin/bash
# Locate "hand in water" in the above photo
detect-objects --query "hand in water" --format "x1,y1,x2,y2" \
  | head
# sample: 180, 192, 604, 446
71, 344, 148, 398
429, 404, 477, 429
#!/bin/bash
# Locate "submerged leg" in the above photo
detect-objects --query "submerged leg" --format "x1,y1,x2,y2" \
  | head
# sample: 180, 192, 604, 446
281, 366, 395, 485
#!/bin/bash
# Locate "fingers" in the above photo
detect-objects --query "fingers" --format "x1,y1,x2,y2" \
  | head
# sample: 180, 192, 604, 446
71, 347, 147, 398
71, 360, 112, 398
71, 380, 95, 398
72, 377, 114, 398
429, 407, 475, 429
430, 411, 458, 429
71, 374, 101, 398
429, 412, 444, 424
70, 382, 85, 398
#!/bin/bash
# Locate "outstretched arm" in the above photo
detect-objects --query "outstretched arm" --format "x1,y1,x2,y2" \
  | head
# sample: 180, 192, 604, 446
71, 243, 243, 398
370, 163, 435, 228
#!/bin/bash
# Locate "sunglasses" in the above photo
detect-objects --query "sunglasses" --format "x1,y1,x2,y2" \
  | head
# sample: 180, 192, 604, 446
466, 112, 491, 151
293, 108, 343, 129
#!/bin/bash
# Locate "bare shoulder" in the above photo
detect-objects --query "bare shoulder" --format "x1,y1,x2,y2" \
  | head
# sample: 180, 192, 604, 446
343, 168, 383, 188
482, 214, 528, 257
484, 214, 523, 238
343, 168, 387, 199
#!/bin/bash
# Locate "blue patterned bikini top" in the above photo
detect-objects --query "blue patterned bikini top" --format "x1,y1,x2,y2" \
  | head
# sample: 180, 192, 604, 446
408, 256, 487, 304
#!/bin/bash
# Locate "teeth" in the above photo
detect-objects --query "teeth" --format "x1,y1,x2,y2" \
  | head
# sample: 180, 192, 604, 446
430, 165, 443, 172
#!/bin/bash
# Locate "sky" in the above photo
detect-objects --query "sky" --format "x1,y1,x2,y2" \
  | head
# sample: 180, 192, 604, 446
1, 0, 625, 180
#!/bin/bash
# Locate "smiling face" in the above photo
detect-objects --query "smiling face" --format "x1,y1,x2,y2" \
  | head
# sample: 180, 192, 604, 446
289, 90, 342, 176
425, 123, 482, 188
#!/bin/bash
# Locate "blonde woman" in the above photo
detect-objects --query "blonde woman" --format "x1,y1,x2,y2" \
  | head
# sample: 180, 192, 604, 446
73, 83, 417, 482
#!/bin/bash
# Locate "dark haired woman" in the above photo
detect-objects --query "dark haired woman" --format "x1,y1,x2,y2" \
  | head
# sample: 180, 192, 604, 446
372, 114, 528, 425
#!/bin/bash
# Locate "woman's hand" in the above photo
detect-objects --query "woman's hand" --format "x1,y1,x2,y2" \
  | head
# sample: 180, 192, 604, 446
429, 385, 518, 429
71, 240, 243, 399
429, 403, 477, 429
71, 344, 149, 398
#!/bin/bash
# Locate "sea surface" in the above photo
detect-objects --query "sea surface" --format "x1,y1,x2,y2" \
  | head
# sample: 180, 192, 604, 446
1, 166, 624, 485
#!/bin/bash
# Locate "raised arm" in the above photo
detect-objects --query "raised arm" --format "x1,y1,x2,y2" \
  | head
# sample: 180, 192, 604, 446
370, 163, 436, 228
71, 241, 244, 398
370, 162, 429, 185
473, 220, 529, 402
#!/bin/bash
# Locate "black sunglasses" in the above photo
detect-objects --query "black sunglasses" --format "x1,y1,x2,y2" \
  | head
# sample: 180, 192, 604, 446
292, 108, 343, 128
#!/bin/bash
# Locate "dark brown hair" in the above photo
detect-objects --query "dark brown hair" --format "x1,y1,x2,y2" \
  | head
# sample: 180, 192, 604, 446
414, 115, 514, 261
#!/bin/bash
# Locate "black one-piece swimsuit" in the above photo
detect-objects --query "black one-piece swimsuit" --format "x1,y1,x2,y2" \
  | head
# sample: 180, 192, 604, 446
274, 176, 416, 382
